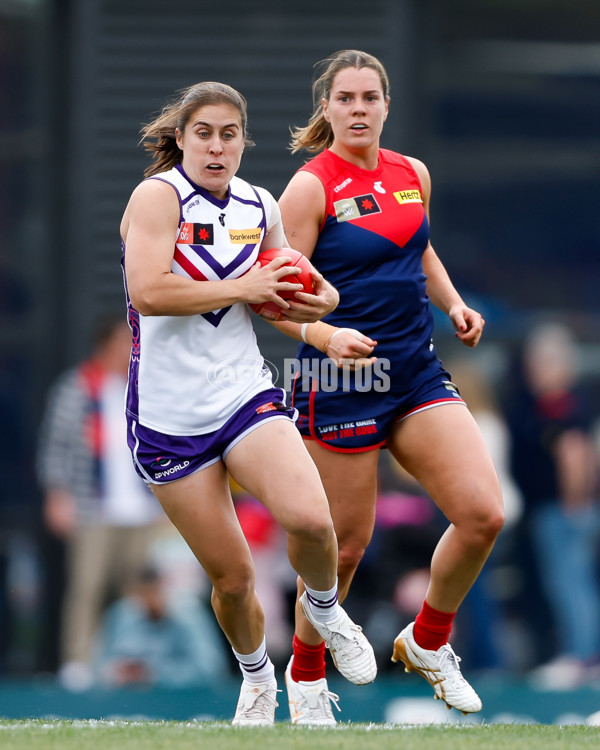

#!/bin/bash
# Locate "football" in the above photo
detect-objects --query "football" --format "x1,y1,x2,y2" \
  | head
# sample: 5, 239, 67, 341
249, 247, 315, 321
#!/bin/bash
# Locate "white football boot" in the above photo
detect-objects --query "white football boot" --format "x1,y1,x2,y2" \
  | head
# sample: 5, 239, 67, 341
392, 622, 482, 714
232, 679, 279, 726
285, 657, 340, 726
299, 592, 377, 685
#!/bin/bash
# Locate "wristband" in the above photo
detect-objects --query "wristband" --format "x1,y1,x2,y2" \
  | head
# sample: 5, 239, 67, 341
302, 321, 337, 352
329, 327, 364, 342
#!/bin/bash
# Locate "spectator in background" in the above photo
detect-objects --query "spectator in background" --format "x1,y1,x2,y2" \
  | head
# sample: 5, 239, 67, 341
93, 566, 227, 688
37, 315, 165, 691
506, 322, 600, 688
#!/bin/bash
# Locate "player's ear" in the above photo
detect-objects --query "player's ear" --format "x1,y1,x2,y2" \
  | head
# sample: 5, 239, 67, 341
321, 98, 330, 123
175, 128, 183, 150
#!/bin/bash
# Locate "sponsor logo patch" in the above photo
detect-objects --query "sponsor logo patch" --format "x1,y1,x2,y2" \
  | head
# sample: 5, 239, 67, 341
178, 223, 214, 244
229, 228, 262, 244
155, 460, 190, 479
443, 380, 462, 397
256, 401, 288, 415
334, 177, 353, 193
333, 193, 381, 222
151, 456, 171, 468
393, 189, 422, 205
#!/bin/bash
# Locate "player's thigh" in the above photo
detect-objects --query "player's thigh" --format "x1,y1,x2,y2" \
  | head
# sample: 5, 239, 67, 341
151, 460, 254, 585
304, 439, 380, 549
389, 404, 503, 525
224, 418, 331, 533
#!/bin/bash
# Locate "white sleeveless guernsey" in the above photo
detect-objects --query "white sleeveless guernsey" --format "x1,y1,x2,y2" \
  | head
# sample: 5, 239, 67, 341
123, 164, 276, 436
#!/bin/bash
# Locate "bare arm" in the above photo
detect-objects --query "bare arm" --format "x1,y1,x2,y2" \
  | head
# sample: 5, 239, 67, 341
278, 170, 325, 259
408, 156, 485, 348
121, 180, 305, 316
423, 246, 485, 347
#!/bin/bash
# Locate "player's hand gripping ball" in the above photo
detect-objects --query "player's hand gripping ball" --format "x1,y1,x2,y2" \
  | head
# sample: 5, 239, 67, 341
249, 248, 315, 321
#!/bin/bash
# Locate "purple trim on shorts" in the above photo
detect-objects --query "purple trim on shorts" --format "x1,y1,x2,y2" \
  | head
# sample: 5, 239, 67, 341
222, 415, 291, 459
127, 387, 296, 485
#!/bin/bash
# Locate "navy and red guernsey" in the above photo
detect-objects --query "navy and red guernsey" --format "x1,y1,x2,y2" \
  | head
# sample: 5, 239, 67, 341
291, 148, 464, 452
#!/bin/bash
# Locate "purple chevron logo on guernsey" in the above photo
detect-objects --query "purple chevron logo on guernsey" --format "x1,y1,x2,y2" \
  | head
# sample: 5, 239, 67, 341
189, 243, 256, 279
201, 306, 232, 327
173, 245, 256, 327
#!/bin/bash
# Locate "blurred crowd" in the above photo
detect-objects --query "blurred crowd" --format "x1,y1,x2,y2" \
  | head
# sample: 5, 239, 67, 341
1, 316, 600, 693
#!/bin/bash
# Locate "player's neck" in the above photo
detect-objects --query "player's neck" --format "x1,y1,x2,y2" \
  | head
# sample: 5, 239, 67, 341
329, 143, 380, 171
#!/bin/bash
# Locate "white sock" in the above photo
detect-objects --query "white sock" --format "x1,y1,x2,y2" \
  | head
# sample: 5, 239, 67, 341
232, 637, 275, 685
304, 580, 340, 624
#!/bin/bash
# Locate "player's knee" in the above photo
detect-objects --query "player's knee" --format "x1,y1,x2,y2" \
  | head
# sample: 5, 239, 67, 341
468, 503, 504, 548
338, 542, 367, 582
287, 509, 334, 548
211, 566, 255, 607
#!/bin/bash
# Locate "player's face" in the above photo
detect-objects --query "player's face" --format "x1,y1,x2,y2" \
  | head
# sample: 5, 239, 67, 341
176, 103, 245, 200
322, 67, 389, 154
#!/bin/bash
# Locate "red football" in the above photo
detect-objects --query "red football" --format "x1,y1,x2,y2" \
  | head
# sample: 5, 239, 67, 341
249, 248, 315, 321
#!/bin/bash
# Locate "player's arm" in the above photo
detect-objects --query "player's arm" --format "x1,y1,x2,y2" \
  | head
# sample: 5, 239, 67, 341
270, 318, 378, 369
278, 170, 324, 260
407, 155, 485, 348
122, 180, 302, 316
422, 245, 485, 347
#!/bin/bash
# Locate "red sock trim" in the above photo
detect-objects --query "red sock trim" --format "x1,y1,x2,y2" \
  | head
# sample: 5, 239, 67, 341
291, 635, 326, 682
413, 600, 456, 651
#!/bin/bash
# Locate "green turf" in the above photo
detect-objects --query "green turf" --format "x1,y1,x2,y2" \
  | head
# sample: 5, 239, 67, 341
0, 720, 598, 750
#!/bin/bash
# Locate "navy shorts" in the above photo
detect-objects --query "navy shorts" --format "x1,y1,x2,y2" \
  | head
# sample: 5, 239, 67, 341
127, 387, 297, 484
291, 358, 465, 453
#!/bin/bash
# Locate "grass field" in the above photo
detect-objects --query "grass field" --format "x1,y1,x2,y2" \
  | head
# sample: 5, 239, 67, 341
0, 720, 599, 750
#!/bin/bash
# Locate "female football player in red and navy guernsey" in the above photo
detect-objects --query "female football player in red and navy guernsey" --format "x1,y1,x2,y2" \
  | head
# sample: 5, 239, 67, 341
120, 81, 377, 726
275, 51, 504, 724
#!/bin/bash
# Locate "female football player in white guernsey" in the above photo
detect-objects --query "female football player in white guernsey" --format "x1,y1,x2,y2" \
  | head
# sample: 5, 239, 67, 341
274, 51, 505, 725
120, 81, 376, 725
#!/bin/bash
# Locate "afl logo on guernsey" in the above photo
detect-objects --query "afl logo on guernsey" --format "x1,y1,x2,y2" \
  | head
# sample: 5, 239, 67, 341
393, 189, 422, 205
334, 194, 381, 222
178, 223, 214, 244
